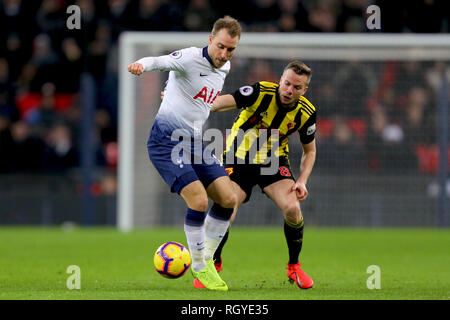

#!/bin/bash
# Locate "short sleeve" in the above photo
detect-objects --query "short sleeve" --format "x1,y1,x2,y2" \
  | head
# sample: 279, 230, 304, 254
231, 83, 260, 109
299, 112, 317, 144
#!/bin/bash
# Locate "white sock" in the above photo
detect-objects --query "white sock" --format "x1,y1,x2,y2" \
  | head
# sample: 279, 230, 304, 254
204, 214, 230, 261
184, 223, 206, 272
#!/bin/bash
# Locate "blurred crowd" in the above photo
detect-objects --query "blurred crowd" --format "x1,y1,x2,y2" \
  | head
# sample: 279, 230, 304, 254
0, 0, 449, 185
310, 60, 449, 175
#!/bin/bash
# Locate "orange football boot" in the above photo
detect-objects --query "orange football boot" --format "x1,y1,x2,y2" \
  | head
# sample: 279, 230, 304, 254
286, 262, 314, 289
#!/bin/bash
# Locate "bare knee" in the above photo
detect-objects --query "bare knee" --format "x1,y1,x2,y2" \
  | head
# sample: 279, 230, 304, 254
283, 202, 302, 225
193, 197, 209, 212
184, 194, 208, 212
216, 191, 237, 209
181, 182, 209, 212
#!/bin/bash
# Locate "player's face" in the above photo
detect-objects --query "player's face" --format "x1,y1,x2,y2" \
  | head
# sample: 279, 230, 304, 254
208, 29, 239, 68
278, 69, 309, 107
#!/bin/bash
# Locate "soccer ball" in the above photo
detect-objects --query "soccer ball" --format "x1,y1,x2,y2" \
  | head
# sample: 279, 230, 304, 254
154, 242, 191, 279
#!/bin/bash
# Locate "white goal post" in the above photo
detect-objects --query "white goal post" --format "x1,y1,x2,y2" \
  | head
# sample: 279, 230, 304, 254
118, 33, 450, 232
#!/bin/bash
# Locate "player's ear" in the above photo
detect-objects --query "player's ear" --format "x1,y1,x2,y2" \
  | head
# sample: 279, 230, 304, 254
302, 87, 309, 95
209, 34, 213, 45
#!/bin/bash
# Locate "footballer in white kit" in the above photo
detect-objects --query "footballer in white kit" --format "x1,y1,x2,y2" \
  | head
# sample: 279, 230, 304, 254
138, 46, 230, 194
128, 17, 242, 292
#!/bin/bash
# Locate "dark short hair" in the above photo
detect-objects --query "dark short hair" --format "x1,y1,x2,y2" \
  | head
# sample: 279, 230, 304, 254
284, 61, 312, 85
212, 16, 242, 39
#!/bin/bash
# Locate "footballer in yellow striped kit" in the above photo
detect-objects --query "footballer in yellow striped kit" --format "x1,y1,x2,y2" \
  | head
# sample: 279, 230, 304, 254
208, 61, 317, 289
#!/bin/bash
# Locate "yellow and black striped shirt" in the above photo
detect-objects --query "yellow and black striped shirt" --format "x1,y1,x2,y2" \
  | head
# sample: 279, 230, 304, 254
222, 81, 317, 165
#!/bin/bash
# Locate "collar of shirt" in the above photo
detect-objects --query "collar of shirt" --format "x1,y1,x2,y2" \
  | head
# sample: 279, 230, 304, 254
202, 46, 215, 67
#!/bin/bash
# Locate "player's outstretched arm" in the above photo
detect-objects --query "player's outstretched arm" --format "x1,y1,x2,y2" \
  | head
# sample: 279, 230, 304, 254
211, 94, 238, 112
127, 62, 144, 76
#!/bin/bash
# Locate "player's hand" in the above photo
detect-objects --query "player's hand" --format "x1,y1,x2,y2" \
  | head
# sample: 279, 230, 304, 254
128, 62, 144, 76
160, 91, 165, 100
291, 181, 308, 202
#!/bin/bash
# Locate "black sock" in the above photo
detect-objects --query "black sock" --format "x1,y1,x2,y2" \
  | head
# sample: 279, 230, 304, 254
284, 217, 304, 265
213, 229, 229, 263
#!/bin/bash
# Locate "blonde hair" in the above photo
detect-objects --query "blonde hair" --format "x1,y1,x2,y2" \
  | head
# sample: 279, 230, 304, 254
212, 16, 242, 39
284, 61, 312, 85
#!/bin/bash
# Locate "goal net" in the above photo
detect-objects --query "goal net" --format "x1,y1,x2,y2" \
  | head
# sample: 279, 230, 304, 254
118, 33, 450, 231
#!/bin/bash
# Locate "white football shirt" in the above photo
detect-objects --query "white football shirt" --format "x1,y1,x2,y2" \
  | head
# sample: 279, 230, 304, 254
137, 47, 230, 136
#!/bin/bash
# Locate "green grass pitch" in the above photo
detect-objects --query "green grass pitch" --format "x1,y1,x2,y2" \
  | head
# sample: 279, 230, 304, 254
0, 226, 448, 300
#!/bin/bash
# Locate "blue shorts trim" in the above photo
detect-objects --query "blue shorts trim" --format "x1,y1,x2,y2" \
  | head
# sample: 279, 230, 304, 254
172, 172, 198, 194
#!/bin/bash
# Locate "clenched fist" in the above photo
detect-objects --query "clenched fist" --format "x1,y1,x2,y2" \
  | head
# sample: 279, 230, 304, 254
128, 62, 144, 75
291, 181, 309, 202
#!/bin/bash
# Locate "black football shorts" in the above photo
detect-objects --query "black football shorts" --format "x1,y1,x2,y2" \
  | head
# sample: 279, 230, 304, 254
224, 157, 295, 203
